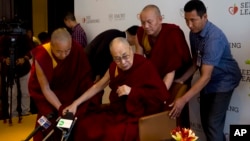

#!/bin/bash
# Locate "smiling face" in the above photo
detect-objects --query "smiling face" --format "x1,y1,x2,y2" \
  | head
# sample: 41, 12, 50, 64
110, 37, 134, 71
140, 5, 162, 37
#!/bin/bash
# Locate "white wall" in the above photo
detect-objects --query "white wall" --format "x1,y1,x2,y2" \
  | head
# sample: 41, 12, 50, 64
75, 0, 250, 140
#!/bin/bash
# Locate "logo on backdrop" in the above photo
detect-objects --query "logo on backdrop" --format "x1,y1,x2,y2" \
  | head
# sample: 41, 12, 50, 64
241, 69, 250, 82
230, 42, 241, 48
228, 105, 240, 113
229, 2, 250, 15
82, 16, 100, 24
229, 4, 239, 15
108, 13, 126, 21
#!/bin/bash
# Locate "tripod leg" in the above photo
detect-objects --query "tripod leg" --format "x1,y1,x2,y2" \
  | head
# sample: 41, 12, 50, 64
1, 75, 9, 123
9, 86, 13, 125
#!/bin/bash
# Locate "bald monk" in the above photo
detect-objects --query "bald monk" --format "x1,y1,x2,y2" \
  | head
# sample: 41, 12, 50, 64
28, 28, 102, 141
136, 4, 193, 128
64, 37, 170, 141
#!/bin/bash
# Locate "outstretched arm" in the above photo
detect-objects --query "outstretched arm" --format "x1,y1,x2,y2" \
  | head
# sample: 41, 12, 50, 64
169, 64, 214, 118
63, 70, 110, 115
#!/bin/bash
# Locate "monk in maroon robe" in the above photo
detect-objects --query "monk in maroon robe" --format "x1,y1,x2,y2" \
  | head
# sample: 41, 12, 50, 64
136, 4, 192, 88
136, 4, 192, 128
28, 28, 101, 141
63, 37, 170, 141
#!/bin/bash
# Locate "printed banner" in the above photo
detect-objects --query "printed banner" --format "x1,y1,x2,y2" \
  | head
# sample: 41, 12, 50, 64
75, 0, 250, 140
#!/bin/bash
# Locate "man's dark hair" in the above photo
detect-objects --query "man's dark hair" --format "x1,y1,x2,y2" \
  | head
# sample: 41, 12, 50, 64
64, 12, 76, 21
184, 0, 206, 18
38, 31, 50, 43
126, 25, 139, 35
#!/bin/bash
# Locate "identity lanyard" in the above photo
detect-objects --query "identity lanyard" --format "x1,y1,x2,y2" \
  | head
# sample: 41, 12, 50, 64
195, 37, 206, 67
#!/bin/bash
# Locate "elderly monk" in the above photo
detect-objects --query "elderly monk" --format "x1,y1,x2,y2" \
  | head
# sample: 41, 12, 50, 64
63, 37, 170, 141
28, 28, 102, 141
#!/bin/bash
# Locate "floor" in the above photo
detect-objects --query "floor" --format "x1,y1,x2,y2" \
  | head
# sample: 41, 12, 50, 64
0, 114, 37, 141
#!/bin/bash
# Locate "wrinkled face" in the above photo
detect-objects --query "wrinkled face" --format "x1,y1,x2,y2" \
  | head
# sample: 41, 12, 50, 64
51, 40, 71, 60
140, 8, 162, 37
184, 10, 207, 33
110, 42, 134, 71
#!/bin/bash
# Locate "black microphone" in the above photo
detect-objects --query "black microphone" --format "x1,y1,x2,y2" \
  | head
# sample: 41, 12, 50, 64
24, 113, 54, 141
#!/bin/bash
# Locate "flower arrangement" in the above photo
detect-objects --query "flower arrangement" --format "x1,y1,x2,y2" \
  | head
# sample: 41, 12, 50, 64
171, 127, 198, 141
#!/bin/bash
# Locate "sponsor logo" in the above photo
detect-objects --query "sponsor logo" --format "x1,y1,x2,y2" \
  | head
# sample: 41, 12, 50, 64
229, 2, 250, 15
229, 4, 239, 15
82, 16, 100, 24
230, 42, 241, 48
241, 69, 250, 82
109, 13, 126, 21
228, 105, 239, 113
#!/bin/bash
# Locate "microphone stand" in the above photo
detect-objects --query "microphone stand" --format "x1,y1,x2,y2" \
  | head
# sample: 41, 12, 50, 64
42, 116, 61, 141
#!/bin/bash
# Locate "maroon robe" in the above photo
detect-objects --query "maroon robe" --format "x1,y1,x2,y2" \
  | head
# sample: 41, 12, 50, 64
74, 54, 170, 141
28, 41, 101, 141
137, 23, 192, 80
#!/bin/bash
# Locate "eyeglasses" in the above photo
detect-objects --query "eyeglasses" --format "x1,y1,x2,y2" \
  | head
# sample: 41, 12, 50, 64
113, 54, 130, 63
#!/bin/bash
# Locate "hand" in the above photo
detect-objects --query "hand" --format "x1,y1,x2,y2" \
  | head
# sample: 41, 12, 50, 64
168, 97, 186, 119
16, 58, 25, 65
62, 103, 78, 116
116, 85, 131, 97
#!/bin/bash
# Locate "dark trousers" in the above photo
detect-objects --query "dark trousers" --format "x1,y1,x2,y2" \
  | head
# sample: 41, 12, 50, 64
200, 90, 233, 141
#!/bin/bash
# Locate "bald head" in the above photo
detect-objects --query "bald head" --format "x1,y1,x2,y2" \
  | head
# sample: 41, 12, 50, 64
141, 4, 161, 17
110, 37, 130, 51
51, 28, 72, 46
50, 28, 72, 60
139, 4, 162, 37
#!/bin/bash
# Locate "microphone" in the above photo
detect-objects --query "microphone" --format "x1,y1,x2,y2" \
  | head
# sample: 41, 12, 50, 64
57, 112, 74, 129
24, 113, 54, 141
57, 112, 77, 141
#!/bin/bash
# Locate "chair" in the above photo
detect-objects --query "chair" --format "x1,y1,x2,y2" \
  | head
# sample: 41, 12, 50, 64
139, 82, 188, 141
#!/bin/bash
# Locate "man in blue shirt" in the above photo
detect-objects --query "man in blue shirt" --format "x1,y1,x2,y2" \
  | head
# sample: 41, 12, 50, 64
169, 1, 241, 141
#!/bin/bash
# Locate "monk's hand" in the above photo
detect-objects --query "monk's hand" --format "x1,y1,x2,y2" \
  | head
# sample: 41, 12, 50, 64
168, 97, 186, 119
116, 85, 131, 97
63, 103, 77, 116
